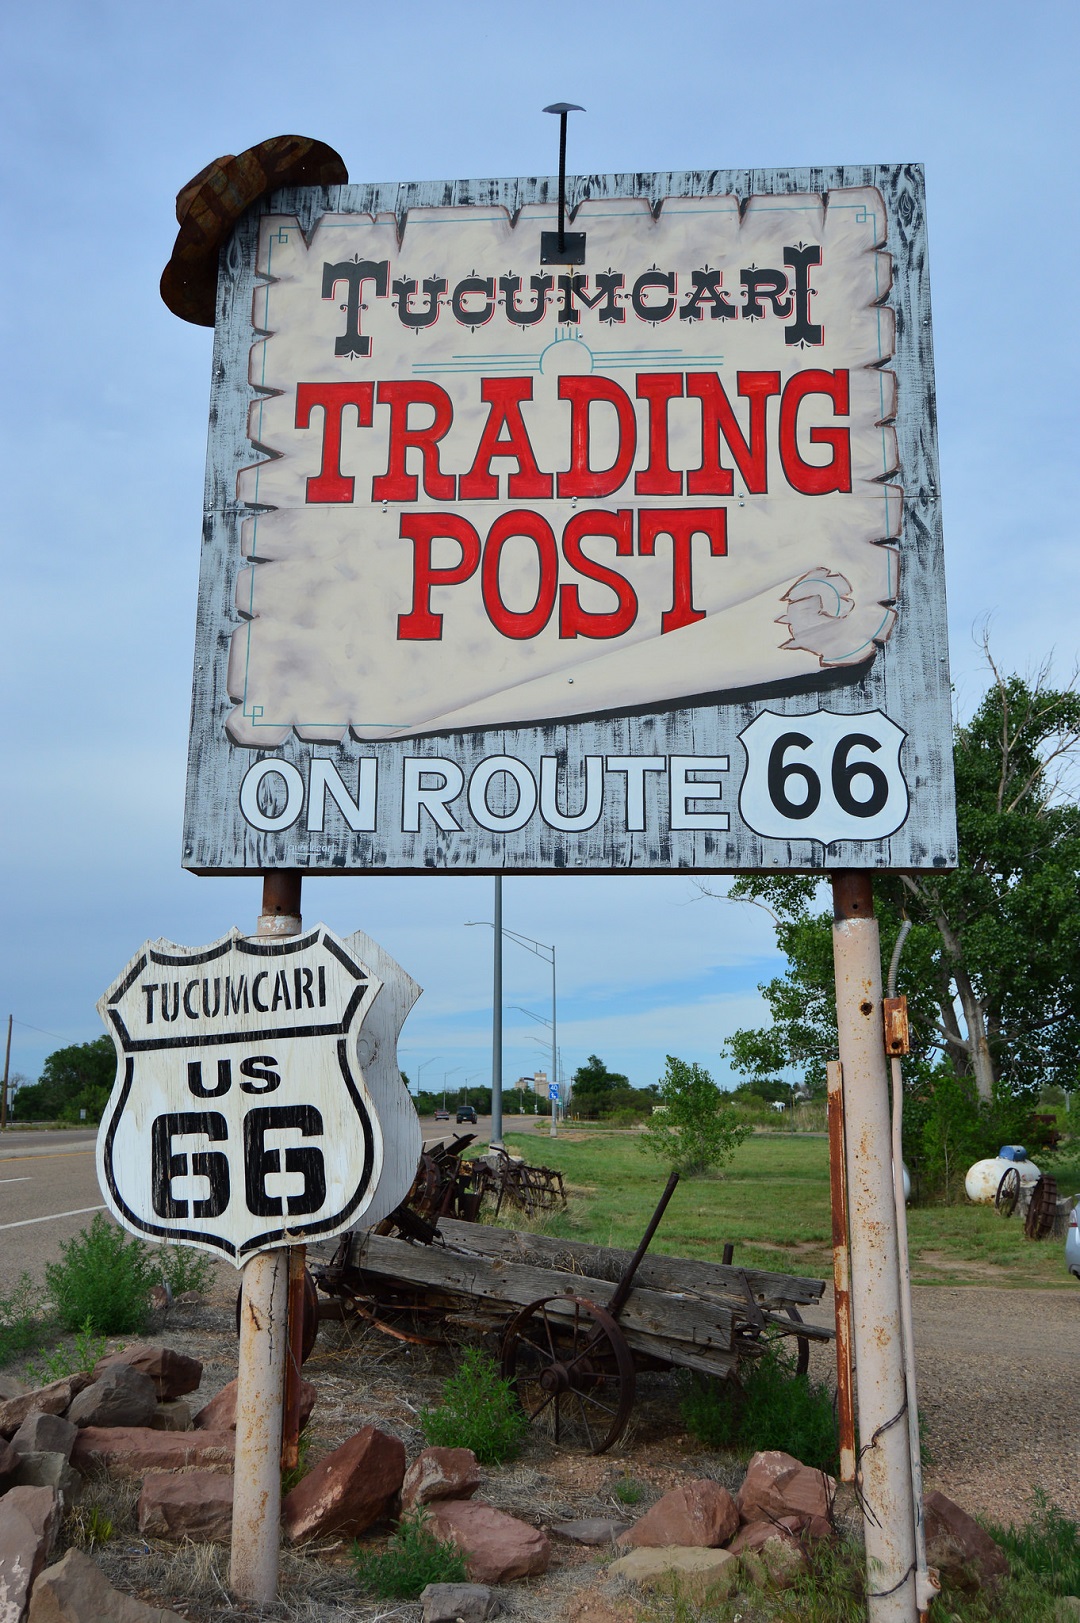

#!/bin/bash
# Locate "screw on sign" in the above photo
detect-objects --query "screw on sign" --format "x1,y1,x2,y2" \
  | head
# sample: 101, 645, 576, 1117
96, 924, 422, 1260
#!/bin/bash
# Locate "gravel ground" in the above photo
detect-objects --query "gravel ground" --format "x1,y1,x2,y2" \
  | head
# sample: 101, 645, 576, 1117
798, 1282, 1079, 1525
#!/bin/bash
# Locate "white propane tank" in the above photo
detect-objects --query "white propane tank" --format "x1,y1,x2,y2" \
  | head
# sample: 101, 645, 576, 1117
965, 1147, 1042, 1205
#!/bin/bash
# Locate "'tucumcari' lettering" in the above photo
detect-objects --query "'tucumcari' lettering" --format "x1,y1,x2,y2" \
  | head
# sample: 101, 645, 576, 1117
140, 968, 327, 1025
324, 251, 822, 351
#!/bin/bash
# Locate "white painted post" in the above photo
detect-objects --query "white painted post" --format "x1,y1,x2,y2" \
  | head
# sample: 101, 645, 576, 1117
230, 1247, 289, 1603
831, 873, 917, 1623
230, 874, 302, 1604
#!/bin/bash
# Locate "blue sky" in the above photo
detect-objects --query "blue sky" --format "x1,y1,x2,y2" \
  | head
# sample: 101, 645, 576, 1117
2, 0, 1076, 1098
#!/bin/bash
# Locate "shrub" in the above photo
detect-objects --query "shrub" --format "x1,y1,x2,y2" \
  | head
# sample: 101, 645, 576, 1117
0, 1272, 44, 1367
352, 1510, 467, 1598
985, 1490, 1080, 1599
156, 1241, 214, 1298
421, 1346, 527, 1465
640, 1056, 749, 1177
25, 1319, 108, 1386
680, 1345, 838, 1472
45, 1214, 157, 1334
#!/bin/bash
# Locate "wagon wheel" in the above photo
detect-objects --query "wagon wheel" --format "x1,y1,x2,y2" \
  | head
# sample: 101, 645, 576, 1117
234, 1267, 319, 1363
1024, 1175, 1059, 1241
501, 1294, 636, 1455
996, 1166, 1021, 1218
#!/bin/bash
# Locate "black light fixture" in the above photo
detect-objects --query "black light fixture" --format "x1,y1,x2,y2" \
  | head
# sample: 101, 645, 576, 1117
540, 103, 586, 266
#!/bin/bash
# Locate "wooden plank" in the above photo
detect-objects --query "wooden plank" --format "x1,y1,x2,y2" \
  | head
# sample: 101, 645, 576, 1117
350, 1233, 736, 1368
434, 1219, 826, 1307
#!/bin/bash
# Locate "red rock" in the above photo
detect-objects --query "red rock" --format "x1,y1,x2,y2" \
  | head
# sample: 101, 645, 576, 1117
0, 1485, 59, 1623
148, 1401, 192, 1433
92, 1345, 203, 1401
731, 1524, 809, 1587
193, 1376, 315, 1432
137, 1472, 233, 1542
736, 1451, 835, 1526
0, 1379, 90, 1440
27, 1546, 188, 1622
70, 1426, 233, 1479
924, 1491, 1009, 1592
618, 1480, 739, 1550
428, 1501, 551, 1584
402, 1448, 482, 1511
67, 1367, 158, 1430
282, 1426, 404, 1543
0, 1436, 20, 1483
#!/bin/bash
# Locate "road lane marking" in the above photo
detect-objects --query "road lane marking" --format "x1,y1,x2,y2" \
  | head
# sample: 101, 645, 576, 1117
0, 1177, 32, 1184
0, 1205, 106, 1232
0, 1151, 95, 1164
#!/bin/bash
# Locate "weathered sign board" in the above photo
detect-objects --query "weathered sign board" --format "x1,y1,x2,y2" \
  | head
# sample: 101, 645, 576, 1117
184, 165, 954, 873
96, 924, 421, 1262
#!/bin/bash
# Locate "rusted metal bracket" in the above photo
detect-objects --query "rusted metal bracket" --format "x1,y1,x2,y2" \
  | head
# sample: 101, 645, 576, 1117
883, 995, 910, 1056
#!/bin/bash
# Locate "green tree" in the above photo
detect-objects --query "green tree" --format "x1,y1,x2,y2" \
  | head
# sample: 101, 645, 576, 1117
640, 1055, 749, 1176
721, 665, 1080, 1108
571, 1054, 626, 1118
12, 1036, 116, 1124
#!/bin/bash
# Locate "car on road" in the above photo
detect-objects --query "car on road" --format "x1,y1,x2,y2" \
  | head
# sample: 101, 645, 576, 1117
456, 1105, 477, 1124
434, 1108, 450, 1121
1067, 1198, 1080, 1281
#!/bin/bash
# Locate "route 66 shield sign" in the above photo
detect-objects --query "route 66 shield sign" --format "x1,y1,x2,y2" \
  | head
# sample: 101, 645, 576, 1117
96, 924, 421, 1264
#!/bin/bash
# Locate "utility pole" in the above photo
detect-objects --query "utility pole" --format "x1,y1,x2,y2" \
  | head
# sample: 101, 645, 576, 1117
1, 1014, 12, 1131
491, 877, 504, 1149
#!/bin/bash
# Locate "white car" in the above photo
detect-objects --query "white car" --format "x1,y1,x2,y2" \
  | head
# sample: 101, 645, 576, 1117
1067, 1199, 1080, 1282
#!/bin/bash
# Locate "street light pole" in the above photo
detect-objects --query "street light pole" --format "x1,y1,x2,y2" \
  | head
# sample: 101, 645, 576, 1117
442, 1066, 461, 1110
414, 1055, 441, 1103
467, 901, 559, 1150
549, 944, 558, 1139
492, 877, 504, 1150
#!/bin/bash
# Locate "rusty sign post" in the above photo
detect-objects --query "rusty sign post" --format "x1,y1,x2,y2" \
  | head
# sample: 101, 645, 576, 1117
230, 873, 300, 1605
831, 874, 918, 1623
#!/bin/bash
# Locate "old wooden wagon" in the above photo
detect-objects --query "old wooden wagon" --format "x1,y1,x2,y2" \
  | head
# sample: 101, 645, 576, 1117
313, 1163, 832, 1453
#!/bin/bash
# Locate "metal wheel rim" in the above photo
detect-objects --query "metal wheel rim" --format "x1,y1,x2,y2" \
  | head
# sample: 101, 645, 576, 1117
996, 1166, 1021, 1218
501, 1293, 635, 1454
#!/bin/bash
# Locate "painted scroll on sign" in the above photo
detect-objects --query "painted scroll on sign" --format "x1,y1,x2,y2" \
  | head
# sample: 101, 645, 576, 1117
232, 190, 897, 745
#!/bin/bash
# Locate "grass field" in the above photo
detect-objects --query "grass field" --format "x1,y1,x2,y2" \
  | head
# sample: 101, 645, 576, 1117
498, 1127, 1080, 1288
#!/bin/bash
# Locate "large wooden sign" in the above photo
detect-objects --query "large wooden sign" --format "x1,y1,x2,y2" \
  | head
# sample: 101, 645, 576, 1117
183, 165, 955, 873
96, 925, 421, 1262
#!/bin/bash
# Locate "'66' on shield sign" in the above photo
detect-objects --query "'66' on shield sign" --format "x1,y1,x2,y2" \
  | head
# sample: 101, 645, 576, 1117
96, 925, 422, 1263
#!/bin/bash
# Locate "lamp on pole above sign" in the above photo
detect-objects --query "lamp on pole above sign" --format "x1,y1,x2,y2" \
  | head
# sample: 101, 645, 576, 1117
177, 160, 954, 875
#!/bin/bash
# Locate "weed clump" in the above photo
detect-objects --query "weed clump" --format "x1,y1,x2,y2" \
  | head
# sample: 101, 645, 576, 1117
0, 1272, 44, 1367
25, 1319, 108, 1386
985, 1490, 1080, 1600
45, 1213, 157, 1335
680, 1345, 838, 1472
352, 1510, 467, 1598
421, 1346, 527, 1465
156, 1241, 214, 1298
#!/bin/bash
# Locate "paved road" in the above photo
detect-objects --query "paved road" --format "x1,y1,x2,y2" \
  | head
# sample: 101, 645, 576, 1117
0, 1130, 105, 1288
